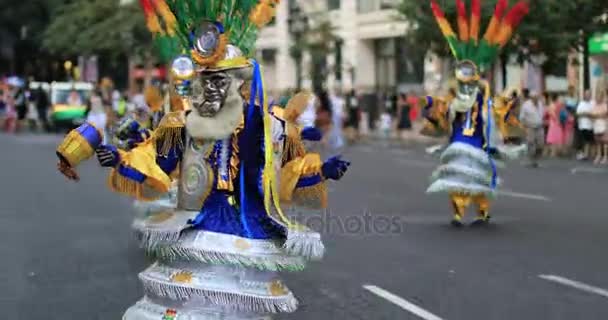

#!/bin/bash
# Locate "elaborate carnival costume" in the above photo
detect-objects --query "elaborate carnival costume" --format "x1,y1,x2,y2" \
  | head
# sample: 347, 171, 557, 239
55, 1, 350, 319
423, 0, 527, 227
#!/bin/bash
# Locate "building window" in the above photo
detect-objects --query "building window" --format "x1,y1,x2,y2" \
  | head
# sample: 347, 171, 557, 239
358, 0, 398, 13
327, 0, 340, 10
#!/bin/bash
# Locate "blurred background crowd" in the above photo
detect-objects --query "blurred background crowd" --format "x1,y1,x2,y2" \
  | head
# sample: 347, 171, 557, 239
0, 0, 607, 166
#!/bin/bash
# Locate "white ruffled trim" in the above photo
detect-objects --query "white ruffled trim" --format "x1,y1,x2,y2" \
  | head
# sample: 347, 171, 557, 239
427, 179, 495, 196
151, 246, 306, 272
431, 163, 494, 185
282, 229, 325, 261
140, 277, 299, 314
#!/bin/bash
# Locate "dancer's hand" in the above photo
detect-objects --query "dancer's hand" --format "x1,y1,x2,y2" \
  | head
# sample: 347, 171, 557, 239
322, 156, 351, 180
96, 145, 120, 168
301, 127, 322, 141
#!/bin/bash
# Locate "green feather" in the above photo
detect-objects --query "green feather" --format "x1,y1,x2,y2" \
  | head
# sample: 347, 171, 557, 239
148, 0, 269, 62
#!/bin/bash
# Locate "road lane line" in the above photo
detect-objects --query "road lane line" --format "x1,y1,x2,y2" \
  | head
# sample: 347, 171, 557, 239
498, 190, 551, 202
571, 167, 608, 175
539, 275, 608, 299
363, 285, 444, 320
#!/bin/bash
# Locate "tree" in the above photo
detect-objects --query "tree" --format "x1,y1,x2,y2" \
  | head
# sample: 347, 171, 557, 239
43, 0, 150, 59
43, 0, 152, 87
0, 0, 68, 76
399, 0, 608, 85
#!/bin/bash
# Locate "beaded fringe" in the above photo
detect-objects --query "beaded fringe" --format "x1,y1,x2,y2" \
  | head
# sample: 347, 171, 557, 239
151, 246, 306, 272
283, 229, 324, 261
140, 278, 299, 314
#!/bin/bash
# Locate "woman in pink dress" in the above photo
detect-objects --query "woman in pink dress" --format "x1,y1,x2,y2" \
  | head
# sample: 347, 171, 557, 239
545, 93, 564, 157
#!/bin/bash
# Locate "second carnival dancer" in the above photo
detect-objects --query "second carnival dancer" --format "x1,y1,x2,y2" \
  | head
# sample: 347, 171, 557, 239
422, 0, 528, 227
55, 0, 351, 319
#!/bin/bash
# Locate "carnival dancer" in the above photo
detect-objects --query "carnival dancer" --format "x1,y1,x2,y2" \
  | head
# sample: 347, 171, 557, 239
55, 1, 351, 319
422, 0, 528, 227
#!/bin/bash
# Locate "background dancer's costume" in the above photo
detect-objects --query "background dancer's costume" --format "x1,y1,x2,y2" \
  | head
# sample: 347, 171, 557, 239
55, 1, 350, 319
422, 0, 527, 227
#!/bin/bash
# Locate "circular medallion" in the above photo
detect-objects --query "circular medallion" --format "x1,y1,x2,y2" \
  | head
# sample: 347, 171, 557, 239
234, 239, 252, 251
268, 280, 288, 296
184, 165, 202, 194
147, 211, 174, 224
171, 271, 194, 284
194, 22, 221, 57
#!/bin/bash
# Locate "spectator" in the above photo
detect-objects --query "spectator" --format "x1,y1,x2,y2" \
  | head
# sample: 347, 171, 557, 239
344, 89, 359, 142
315, 90, 333, 136
564, 85, 580, 153
407, 90, 420, 124
330, 88, 346, 152
35, 86, 50, 132
591, 88, 607, 164
545, 93, 564, 157
519, 89, 544, 167
576, 90, 594, 160
3, 83, 17, 133
397, 92, 412, 140
86, 90, 108, 142
13, 82, 27, 132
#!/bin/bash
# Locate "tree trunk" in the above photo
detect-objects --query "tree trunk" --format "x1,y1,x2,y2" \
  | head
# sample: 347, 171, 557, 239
583, 33, 590, 90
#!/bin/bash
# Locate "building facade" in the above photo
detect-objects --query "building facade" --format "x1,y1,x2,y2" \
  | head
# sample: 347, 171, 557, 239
256, 0, 425, 97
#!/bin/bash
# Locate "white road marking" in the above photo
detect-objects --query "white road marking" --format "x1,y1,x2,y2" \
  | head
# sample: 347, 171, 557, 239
498, 190, 551, 202
539, 275, 608, 299
363, 285, 444, 320
571, 167, 608, 175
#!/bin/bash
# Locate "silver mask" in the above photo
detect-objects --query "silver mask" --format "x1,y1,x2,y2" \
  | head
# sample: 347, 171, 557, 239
191, 72, 232, 117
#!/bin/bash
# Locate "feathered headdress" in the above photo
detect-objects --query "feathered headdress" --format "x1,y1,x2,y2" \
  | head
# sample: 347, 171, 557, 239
140, 0, 280, 67
430, 0, 529, 72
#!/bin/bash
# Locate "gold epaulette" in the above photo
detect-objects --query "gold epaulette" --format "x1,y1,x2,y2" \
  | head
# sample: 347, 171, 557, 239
154, 111, 186, 156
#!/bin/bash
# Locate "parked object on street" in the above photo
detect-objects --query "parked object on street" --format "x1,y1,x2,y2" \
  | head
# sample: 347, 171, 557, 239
48, 82, 94, 131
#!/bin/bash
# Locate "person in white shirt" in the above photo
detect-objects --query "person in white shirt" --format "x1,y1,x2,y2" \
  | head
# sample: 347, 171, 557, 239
519, 89, 544, 167
329, 90, 345, 153
576, 90, 594, 160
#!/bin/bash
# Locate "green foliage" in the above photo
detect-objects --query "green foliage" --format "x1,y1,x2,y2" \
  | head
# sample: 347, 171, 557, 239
164, 0, 265, 57
43, 0, 150, 58
399, 0, 608, 72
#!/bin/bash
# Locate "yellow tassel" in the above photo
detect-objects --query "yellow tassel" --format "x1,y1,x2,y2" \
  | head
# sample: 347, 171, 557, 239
108, 170, 160, 201
291, 183, 328, 209
154, 111, 185, 156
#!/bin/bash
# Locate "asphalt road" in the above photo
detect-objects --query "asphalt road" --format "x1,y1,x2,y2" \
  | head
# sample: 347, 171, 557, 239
2, 133, 608, 320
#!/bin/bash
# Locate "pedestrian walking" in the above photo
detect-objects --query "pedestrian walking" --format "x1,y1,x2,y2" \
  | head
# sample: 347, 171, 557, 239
576, 90, 594, 160
35, 86, 50, 132
520, 89, 544, 167
545, 93, 564, 157
591, 88, 608, 164
397, 92, 412, 141
330, 89, 346, 153
344, 89, 359, 142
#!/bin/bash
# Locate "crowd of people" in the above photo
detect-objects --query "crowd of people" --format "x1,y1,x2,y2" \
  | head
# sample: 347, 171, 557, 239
519, 84, 608, 167
0, 75, 156, 138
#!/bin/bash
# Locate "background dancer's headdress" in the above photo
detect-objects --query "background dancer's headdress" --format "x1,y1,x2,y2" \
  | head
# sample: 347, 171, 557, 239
140, 0, 280, 70
430, 0, 529, 75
